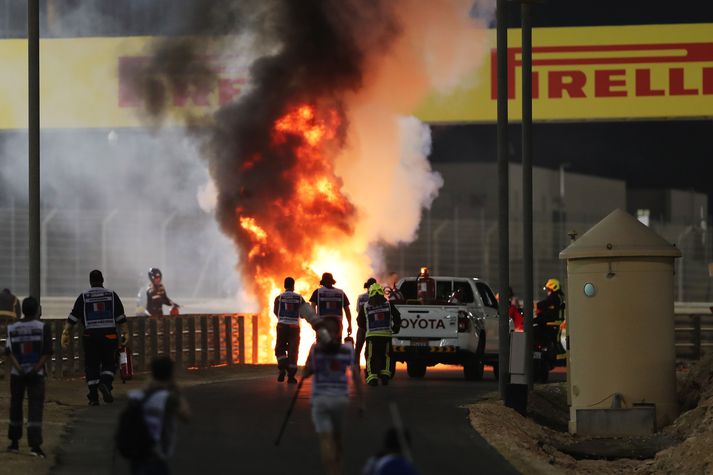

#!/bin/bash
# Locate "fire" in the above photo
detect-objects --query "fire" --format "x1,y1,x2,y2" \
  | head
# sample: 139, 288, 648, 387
237, 103, 371, 363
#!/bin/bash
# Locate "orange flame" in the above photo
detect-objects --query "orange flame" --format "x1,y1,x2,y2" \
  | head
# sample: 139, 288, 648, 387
236, 103, 370, 363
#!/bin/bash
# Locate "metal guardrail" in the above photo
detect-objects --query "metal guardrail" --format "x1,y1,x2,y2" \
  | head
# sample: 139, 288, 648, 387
675, 309, 713, 360
0, 314, 259, 378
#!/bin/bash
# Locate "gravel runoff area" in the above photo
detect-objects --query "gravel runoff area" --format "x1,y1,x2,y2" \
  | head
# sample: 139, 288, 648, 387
0, 364, 274, 475
469, 355, 713, 475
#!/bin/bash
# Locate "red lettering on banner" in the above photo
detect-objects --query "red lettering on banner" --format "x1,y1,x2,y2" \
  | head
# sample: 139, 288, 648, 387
172, 85, 211, 107
532, 71, 540, 99
635, 69, 665, 96
703, 67, 713, 95
218, 78, 246, 105
548, 70, 586, 98
118, 57, 148, 107
669, 68, 698, 95
490, 42, 713, 101
595, 69, 627, 97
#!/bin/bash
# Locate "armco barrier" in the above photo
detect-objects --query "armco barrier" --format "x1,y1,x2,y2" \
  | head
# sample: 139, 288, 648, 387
0, 314, 258, 378
674, 309, 713, 360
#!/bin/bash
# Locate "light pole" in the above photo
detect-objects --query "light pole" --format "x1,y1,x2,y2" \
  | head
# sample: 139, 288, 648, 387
496, 0, 511, 399
29, 0, 41, 301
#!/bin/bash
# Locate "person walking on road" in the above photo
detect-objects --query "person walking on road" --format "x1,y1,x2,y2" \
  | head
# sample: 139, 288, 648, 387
357, 283, 401, 386
62, 270, 129, 405
354, 277, 376, 365
273, 276, 306, 383
143, 268, 179, 317
309, 272, 352, 342
304, 325, 363, 475
126, 356, 190, 475
6, 296, 52, 458
0, 288, 21, 320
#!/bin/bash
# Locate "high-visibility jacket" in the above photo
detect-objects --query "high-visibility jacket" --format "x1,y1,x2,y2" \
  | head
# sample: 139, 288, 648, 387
365, 301, 394, 338
6, 319, 52, 376
274, 291, 305, 326
313, 287, 348, 318
308, 343, 354, 398
68, 287, 127, 336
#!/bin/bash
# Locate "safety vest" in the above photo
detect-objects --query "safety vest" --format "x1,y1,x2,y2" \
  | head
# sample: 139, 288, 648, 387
356, 292, 368, 314
365, 302, 393, 338
80, 288, 119, 331
316, 287, 345, 318
6, 320, 47, 376
277, 291, 303, 326
310, 343, 354, 398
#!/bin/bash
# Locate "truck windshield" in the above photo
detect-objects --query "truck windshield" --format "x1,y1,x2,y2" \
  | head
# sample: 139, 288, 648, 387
398, 280, 417, 301
476, 282, 498, 309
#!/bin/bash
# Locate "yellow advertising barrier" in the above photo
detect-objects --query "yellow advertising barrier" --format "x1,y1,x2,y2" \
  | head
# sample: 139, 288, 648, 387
1, 23, 712, 129
417, 23, 713, 122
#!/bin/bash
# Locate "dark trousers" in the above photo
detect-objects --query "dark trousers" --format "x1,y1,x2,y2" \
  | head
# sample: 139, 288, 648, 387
8, 373, 45, 447
354, 327, 366, 364
83, 333, 118, 400
274, 324, 300, 377
131, 457, 170, 475
365, 336, 392, 383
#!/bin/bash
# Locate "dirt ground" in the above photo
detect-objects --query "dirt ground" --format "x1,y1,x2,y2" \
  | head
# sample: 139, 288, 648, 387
0, 364, 273, 475
470, 355, 713, 475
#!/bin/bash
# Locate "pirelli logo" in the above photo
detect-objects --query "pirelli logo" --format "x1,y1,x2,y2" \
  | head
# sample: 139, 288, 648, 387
491, 42, 713, 100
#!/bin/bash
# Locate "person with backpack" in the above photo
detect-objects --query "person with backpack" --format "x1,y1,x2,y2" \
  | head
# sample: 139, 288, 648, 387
117, 356, 190, 475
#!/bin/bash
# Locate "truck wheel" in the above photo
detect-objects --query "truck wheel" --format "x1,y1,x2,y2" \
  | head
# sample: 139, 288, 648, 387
406, 361, 427, 379
463, 359, 484, 381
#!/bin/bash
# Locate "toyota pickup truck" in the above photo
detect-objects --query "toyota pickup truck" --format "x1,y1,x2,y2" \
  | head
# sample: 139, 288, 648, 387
391, 276, 502, 380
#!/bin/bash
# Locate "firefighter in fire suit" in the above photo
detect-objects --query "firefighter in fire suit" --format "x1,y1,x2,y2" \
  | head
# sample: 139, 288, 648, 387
61, 270, 128, 405
357, 283, 401, 387
144, 267, 179, 317
416, 267, 436, 304
309, 273, 352, 342
273, 277, 306, 384
354, 277, 377, 365
534, 278, 565, 346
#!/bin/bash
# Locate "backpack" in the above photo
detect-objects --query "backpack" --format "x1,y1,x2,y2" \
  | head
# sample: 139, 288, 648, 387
115, 391, 156, 460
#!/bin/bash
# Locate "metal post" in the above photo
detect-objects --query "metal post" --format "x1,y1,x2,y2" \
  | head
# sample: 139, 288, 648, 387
454, 207, 460, 276
496, 0, 511, 399
101, 209, 118, 274
28, 0, 41, 301
521, 1, 534, 389
160, 210, 178, 272
40, 209, 57, 296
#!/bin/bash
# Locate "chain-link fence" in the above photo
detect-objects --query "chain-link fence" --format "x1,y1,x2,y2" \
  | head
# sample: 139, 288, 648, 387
1, 207, 710, 303
384, 214, 713, 303
0, 207, 236, 300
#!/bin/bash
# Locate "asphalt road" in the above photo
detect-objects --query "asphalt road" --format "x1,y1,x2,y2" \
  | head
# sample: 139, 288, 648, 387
53, 366, 521, 475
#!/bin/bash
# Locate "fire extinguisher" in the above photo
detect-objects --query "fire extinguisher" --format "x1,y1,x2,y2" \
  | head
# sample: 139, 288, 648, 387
118, 345, 133, 383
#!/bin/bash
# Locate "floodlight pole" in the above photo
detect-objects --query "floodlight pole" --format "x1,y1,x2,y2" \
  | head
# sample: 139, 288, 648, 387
521, 0, 534, 389
496, 0, 510, 399
29, 0, 41, 301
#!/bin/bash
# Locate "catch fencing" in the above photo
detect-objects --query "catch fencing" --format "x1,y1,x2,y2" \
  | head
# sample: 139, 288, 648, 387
0, 314, 259, 378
